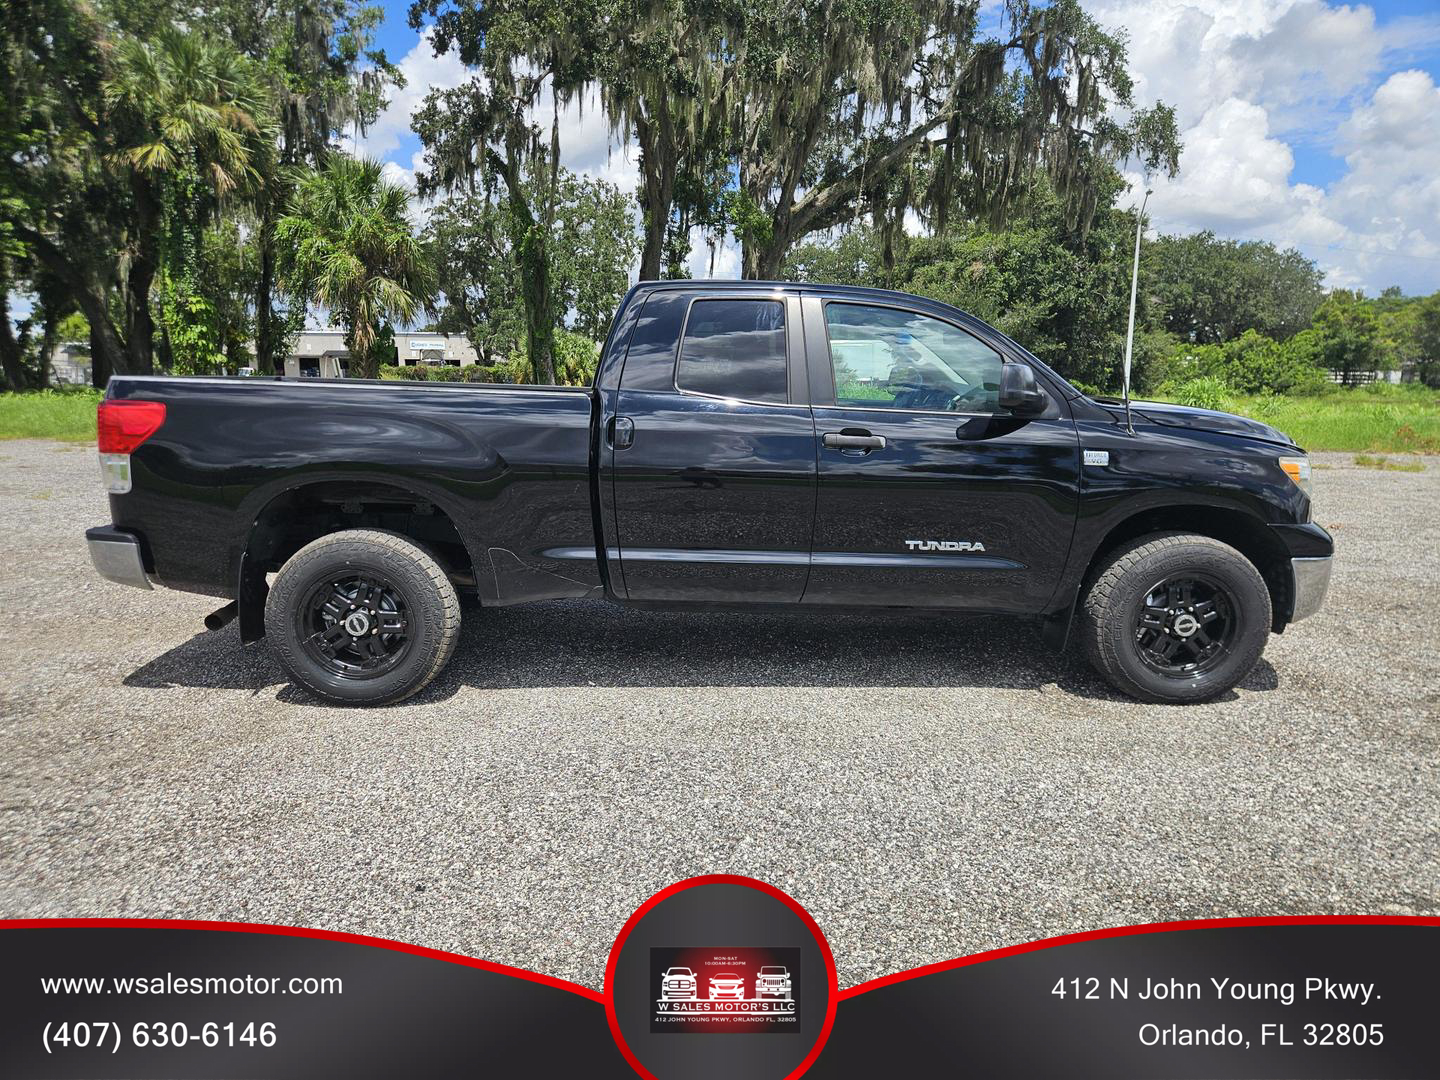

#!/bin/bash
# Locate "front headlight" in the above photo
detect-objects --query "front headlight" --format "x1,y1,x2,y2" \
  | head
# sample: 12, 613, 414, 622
1278, 455, 1311, 497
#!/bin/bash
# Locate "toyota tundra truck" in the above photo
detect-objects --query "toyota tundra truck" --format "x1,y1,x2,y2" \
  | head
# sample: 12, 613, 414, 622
85, 281, 1333, 706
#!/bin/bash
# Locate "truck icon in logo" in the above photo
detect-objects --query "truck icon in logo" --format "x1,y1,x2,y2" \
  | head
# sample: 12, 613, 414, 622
707, 972, 746, 1001
660, 967, 697, 1001
754, 965, 792, 1000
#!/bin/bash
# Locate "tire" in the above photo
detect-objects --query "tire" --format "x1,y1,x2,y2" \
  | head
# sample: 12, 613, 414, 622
264, 529, 461, 706
1080, 532, 1271, 704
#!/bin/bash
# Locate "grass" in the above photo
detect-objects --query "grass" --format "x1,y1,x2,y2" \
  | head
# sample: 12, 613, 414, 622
0, 388, 101, 442
1170, 384, 1440, 454
1353, 454, 1425, 472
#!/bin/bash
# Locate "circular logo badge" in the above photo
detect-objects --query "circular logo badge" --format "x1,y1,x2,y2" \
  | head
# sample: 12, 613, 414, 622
604, 875, 838, 1080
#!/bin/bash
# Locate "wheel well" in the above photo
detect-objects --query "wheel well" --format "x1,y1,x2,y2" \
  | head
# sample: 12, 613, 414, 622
237, 481, 475, 642
1086, 506, 1293, 632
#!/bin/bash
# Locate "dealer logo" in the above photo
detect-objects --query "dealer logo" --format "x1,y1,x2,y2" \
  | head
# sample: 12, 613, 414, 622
651, 947, 800, 1033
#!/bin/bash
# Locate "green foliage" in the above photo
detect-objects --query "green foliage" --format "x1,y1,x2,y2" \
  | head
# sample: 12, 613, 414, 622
1168, 376, 1233, 411
1143, 231, 1324, 343
55, 313, 90, 342
1311, 290, 1382, 383
378, 363, 522, 383
275, 155, 435, 378
551, 330, 599, 386
423, 170, 637, 366
1225, 385, 1440, 453
785, 186, 1160, 390
1154, 330, 1329, 397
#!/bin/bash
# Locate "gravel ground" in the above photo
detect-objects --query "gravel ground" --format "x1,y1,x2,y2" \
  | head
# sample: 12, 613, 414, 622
1, 440, 1437, 990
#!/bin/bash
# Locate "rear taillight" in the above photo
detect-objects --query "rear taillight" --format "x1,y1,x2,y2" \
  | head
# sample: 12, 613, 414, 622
97, 401, 166, 453
97, 401, 165, 493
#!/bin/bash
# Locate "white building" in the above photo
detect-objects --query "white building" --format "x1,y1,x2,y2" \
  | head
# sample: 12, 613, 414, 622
282, 330, 480, 377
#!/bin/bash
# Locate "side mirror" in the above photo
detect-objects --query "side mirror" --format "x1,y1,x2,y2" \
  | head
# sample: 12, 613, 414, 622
998, 363, 1047, 414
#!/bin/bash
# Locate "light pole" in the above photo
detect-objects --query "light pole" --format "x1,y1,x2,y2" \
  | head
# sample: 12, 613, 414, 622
1122, 186, 1153, 436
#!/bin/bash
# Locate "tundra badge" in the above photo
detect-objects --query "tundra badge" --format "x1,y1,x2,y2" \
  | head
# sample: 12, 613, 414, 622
905, 540, 987, 552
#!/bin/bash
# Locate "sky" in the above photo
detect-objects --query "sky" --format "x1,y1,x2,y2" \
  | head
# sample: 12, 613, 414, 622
357, 0, 1440, 296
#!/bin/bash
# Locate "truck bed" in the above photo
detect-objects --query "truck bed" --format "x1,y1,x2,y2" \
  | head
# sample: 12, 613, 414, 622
104, 375, 602, 606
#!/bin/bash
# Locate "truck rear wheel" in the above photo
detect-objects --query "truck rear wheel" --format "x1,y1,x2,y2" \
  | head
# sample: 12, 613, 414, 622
1079, 532, 1271, 704
265, 529, 461, 706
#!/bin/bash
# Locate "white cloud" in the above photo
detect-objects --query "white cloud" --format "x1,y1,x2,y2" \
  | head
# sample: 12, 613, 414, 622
348, 29, 469, 162
1096, 0, 1440, 293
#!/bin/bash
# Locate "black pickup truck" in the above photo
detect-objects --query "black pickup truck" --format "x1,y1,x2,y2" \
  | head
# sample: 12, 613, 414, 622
86, 281, 1332, 706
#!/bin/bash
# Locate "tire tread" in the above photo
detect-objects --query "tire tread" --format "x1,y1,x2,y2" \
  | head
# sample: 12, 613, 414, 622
265, 529, 461, 705
1080, 531, 1270, 704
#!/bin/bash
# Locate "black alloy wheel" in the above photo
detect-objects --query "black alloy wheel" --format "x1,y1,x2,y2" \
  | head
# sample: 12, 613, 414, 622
1079, 532, 1272, 704
301, 573, 413, 678
265, 529, 461, 705
1134, 574, 1236, 677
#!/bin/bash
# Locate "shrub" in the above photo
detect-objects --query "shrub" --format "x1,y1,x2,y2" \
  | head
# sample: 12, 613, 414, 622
1153, 330, 1329, 398
1169, 376, 1233, 411
553, 330, 599, 386
379, 363, 524, 384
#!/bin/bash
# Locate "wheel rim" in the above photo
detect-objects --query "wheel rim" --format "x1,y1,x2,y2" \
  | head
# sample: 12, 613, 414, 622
300, 572, 412, 679
1134, 573, 1237, 678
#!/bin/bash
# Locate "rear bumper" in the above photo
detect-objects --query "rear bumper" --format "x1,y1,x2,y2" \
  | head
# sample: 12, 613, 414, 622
1289, 556, 1332, 622
86, 526, 152, 590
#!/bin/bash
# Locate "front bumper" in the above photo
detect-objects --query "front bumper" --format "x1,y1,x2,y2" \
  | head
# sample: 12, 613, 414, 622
1289, 556, 1332, 622
86, 526, 152, 590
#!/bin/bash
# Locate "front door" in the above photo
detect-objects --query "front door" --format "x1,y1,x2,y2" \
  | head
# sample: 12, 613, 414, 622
802, 296, 1080, 612
611, 292, 817, 603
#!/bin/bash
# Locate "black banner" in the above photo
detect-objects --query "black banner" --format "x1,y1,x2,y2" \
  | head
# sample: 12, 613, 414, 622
3, 900, 1438, 1080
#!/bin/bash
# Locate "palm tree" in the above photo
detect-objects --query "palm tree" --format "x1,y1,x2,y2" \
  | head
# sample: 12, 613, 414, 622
274, 156, 436, 379
105, 28, 276, 374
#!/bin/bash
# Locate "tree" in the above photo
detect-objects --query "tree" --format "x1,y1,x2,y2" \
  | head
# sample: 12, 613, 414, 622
783, 178, 1158, 390
727, 0, 1180, 277
3, 10, 275, 385
1311, 290, 1381, 385
275, 154, 436, 379
425, 170, 639, 362
1144, 230, 1324, 344
550, 171, 640, 340
208, 0, 402, 374
423, 191, 527, 363
597, 1, 731, 281
1412, 292, 1440, 387
409, 0, 609, 383
106, 28, 276, 374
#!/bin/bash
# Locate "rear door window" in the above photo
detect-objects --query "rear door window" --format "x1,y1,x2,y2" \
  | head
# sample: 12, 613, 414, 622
676, 299, 788, 403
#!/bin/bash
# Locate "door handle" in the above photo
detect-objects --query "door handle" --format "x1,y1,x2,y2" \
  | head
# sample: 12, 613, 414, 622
823, 431, 886, 451
610, 416, 635, 450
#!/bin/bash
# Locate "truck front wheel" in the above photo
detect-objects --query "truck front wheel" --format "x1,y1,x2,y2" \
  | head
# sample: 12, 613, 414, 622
1079, 532, 1271, 704
265, 529, 461, 706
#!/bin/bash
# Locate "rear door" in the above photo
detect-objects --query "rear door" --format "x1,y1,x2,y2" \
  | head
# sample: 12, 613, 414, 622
801, 294, 1080, 612
609, 289, 817, 602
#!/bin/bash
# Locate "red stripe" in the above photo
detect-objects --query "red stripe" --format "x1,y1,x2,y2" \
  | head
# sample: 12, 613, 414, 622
839, 914, 1440, 1000
0, 918, 603, 1003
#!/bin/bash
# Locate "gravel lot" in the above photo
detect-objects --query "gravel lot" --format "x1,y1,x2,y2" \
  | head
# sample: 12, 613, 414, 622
2, 439, 1437, 989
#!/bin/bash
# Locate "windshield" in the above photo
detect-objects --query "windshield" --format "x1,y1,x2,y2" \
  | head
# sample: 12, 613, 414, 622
761, 966, 785, 974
